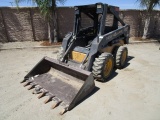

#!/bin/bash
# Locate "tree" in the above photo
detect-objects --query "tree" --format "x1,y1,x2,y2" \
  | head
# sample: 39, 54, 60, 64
15, 0, 66, 43
137, 0, 160, 39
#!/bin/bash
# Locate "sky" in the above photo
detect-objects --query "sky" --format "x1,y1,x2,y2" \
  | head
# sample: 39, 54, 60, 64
0, 0, 160, 10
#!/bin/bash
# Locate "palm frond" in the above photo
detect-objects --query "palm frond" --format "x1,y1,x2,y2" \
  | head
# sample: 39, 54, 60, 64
15, 0, 66, 18
137, 0, 160, 11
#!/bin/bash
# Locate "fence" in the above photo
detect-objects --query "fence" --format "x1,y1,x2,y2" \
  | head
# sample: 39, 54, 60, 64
0, 7, 159, 42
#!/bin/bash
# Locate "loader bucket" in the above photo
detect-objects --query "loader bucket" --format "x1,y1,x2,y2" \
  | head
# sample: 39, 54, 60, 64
22, 56, 95, 114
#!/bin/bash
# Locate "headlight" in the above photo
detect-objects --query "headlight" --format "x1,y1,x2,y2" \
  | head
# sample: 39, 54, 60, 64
97, 4, 102, 9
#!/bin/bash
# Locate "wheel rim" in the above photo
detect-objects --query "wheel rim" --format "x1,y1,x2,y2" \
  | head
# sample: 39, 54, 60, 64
121, 50, 127, 65
104, 59, 113, 77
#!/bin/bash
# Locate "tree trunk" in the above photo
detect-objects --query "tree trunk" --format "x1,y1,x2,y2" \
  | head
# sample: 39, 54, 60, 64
48, 9, 57, 43
142, 15, 151, 39
48, 22, 53, 43
51, 0, 58, 43
53, 9, 58, 43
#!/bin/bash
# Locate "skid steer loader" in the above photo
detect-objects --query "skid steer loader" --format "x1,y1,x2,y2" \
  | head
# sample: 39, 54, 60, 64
21, 3, 130, 114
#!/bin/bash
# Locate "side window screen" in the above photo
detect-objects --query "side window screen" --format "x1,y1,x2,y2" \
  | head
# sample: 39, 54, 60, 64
80, 13, 94, 29
105, 14, 114, 27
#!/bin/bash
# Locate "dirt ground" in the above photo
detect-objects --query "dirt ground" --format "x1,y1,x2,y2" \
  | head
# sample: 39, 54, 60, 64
0, 42, 160, 120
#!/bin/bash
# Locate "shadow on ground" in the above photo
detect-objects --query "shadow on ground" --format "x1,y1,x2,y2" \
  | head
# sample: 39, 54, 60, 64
124, 56, 134, 68
105, 55, 135, 83
0, 44, 2, 49
72, 86, 100, 110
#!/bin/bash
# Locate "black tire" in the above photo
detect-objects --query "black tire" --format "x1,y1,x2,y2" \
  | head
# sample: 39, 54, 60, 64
115, 46, 128, 69
92, 53, 114, 82
57, 47, 63, 60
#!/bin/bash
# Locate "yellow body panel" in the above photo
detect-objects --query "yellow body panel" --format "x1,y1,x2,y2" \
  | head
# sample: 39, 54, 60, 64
71, 51, 86, 63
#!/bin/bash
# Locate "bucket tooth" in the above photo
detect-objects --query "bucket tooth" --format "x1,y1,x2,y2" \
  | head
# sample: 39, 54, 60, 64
20, 79, 26, 83
59, 108, 67, 115
27, 85, 33, 90
38, 92, 45, 99
59, 105, 69, 115
44, 96, 53, 104
51, 101, 62, 109
23, 81, 30, 87
51, 102, 58, 109
38, 91, 48, 99
28, 84, 35, 90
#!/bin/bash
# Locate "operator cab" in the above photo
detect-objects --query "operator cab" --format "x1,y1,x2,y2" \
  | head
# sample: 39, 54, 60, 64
72, 3, 120, 48
60, 3, 127, 67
